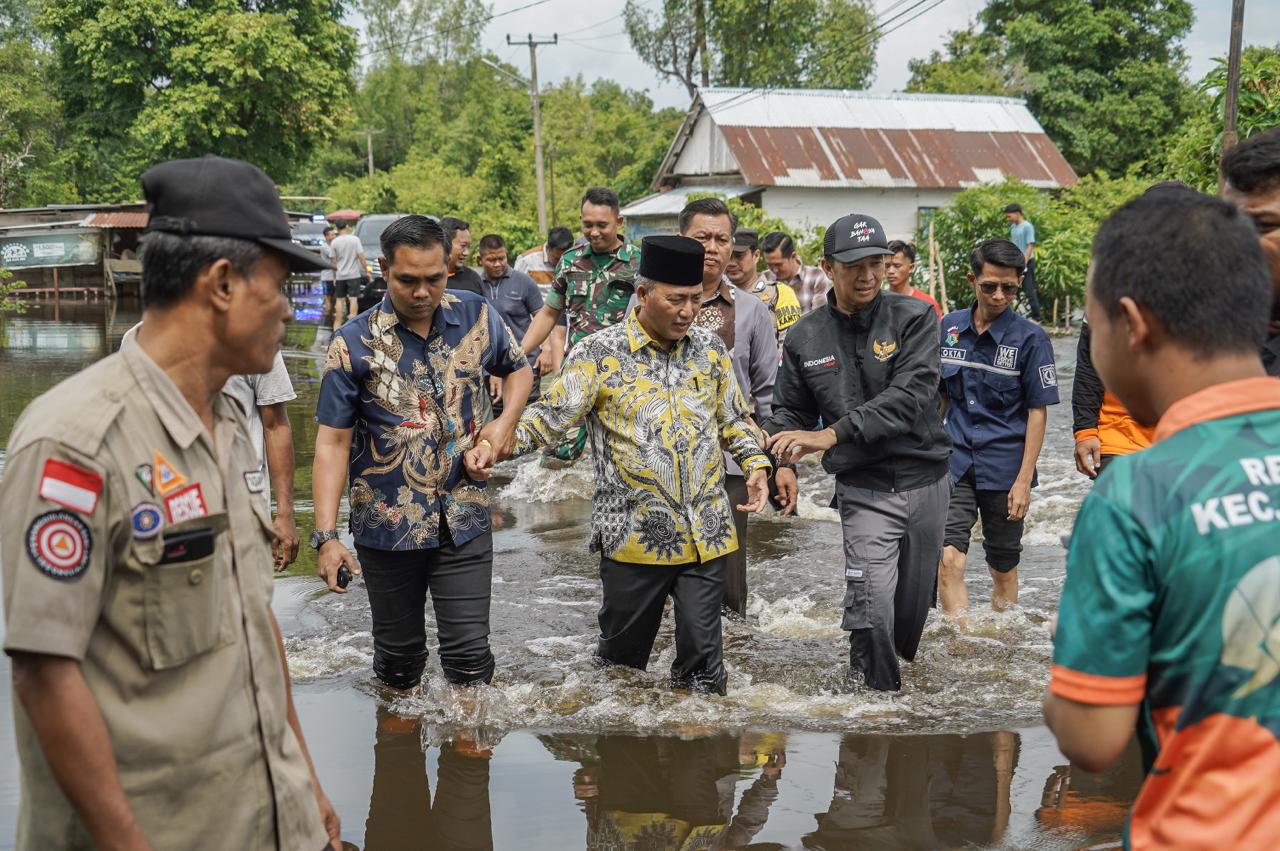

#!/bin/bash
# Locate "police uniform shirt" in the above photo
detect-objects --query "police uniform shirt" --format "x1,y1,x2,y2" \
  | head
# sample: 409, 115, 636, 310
938, 305, 1060, 490
0, 335, 327, 850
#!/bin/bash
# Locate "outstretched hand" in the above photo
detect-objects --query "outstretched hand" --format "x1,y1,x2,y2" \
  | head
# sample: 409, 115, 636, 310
464, 443, 496, 480
738, 468, 770, 513
765, 427, 837, 463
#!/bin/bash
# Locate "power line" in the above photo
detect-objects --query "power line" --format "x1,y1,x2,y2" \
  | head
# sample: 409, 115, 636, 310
359, 0, 556, 59
705, 0, 953, 116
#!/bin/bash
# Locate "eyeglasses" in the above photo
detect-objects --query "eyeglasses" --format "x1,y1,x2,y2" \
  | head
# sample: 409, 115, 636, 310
978, 282, 1020, 297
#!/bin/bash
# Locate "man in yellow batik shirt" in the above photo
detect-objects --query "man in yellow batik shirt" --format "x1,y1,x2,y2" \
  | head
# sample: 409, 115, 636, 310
473, 235, 772, 695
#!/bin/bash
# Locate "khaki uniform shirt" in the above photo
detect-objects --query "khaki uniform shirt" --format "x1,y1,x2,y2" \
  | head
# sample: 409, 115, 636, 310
1, 336, 327, 851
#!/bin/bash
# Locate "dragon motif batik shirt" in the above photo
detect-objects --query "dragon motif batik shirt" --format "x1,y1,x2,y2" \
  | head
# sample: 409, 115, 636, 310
513, 310, 771, 565
545, 241, 641, 348
317, 292, 525, 551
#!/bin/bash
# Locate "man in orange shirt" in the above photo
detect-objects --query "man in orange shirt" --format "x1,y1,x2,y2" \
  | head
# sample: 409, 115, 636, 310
1070, 320, 1153, 478
885, 240, 941, 319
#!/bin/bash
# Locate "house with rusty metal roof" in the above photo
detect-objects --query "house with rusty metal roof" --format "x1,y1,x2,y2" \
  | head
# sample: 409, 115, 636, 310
622, 88, 1077, 242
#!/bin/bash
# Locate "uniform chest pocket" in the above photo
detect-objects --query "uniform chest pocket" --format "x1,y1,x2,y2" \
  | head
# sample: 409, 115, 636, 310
565, 270, 593, 299
140, 516, 232, 670
979, 372, 1022, 410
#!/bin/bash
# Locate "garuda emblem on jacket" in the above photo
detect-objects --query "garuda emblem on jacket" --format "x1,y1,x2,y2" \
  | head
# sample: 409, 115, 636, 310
872, 339, 898, 363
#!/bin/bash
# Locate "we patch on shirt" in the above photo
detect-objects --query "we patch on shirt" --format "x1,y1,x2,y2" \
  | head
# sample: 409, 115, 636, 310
995, 345, 1019, 370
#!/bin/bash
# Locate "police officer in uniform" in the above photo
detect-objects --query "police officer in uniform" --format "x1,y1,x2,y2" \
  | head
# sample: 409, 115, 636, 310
0, 156, 341, 850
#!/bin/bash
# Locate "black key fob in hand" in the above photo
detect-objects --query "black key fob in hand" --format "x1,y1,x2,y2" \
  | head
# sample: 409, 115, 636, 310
337, 564, 353, 589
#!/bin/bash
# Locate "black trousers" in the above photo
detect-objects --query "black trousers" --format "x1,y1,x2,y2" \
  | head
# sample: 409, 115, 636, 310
597, 555, 728, 695
1023, 257, 1042, 320
724, 474, 749, 617
356, 532, 495, 689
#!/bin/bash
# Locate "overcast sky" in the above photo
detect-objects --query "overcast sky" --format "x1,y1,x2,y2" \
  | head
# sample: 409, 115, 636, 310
406, 0, 1280, 111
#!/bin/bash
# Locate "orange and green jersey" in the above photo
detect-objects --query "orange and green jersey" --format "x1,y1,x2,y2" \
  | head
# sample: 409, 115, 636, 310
1051, 376, 1280, 849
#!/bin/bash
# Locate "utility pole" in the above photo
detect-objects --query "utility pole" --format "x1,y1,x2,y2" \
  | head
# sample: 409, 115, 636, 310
1220, 0, 1246, 191
355, 128, 385, 183
507, 33, 557, 234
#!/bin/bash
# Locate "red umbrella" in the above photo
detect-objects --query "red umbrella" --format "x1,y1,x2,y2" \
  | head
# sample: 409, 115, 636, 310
328, 209, 364, 222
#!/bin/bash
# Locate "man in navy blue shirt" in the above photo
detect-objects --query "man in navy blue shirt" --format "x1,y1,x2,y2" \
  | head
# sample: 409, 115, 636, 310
478, 232, 545, 410
937, 239, 1059, 618
311, 215, 533, 690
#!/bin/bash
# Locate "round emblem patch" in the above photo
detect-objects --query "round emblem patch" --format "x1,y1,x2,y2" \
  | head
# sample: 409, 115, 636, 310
26, 511, 92, 581
130, 502, 164, 540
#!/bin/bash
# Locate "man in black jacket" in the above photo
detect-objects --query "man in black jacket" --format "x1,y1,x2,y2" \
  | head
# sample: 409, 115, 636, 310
763, 213, 950, 692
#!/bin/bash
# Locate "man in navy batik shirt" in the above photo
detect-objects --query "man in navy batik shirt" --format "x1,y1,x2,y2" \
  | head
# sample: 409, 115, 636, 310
311, 215, 532, 690
937, 239, 1059, 619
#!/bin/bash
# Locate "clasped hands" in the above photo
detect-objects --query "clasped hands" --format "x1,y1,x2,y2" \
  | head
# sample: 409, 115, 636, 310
464, 420, 514, 480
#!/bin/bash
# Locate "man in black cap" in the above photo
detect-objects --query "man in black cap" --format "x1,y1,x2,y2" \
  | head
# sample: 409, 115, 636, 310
1, 155, 343, 848
762, 213, 951, 692
471, 235, 772, 695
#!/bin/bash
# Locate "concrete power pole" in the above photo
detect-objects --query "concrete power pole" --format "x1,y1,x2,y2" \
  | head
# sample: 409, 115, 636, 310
1220, 0, 1246, 190
355, 128, 385, 183
507, 33, 557, 234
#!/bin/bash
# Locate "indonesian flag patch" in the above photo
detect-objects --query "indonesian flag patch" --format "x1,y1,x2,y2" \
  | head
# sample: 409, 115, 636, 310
39, 458, 103, 515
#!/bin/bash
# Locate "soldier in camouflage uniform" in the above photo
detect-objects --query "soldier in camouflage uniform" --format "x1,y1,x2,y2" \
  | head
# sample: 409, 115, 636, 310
521, 187, 641, 464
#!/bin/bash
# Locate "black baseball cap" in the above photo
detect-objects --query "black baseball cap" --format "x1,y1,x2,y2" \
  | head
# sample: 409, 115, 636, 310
141, 155, 329, 272
640, 235, 704, 286
823, 213, 894, 264
733, 228, 760, 251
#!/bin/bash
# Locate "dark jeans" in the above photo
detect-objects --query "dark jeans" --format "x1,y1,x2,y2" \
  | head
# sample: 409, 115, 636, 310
597, 555, 728, 695
724, 474, 749, 617
944, 469, 1024, 572
1023, 257, 1042, 320
356, 532, 494, 688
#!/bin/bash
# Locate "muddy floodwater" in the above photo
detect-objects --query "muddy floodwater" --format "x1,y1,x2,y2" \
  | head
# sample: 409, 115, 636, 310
0, 291, 1141, 850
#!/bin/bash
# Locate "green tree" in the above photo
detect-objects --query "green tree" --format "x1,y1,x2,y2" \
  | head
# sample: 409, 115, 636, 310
908, 1, 1195, 176
362, 0, 489, 66
906, 27, 1024, 96
0, 266, 28, 314
39, 0, 358, 200
0, 36, 74, 207
1164, 45, 1280, 191
624, 0, 877, 98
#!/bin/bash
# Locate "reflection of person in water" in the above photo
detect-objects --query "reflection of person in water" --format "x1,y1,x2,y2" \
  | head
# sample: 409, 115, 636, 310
804, 732, 1017, 850
568, 733, 787, 850
364, 708, 494, 850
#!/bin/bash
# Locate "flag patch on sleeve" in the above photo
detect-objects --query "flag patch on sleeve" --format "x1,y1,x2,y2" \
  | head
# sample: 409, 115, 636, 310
39, 458, 103, 515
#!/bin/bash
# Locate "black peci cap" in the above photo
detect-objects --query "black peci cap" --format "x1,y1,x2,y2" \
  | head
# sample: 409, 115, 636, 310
733, 228, 760, 251
823, 213, 894, 264
640, 235, 704, 286
141, 155, 329, 272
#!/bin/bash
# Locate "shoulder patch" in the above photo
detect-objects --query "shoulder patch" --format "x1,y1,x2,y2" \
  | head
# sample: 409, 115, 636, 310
39, 458, 103, 515
27, 511, 92, 580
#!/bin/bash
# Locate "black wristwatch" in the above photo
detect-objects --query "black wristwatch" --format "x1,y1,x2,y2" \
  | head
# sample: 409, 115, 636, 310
309, 529, 340, 550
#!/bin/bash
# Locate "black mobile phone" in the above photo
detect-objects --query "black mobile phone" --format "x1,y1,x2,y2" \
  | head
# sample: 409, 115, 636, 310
158, 528, 215, 564
337, 564, 353, 589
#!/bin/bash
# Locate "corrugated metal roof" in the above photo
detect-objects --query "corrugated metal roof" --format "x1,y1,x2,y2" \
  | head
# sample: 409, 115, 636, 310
620, 183, 760, 218
656, 89, 1077, 192
81, 212, 150, 229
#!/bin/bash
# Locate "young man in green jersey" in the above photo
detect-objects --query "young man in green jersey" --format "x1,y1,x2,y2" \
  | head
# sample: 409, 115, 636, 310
1045, 187, 1280, 849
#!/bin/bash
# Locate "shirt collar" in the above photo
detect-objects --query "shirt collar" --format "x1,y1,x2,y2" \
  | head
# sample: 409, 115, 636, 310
120, 334, 237, 450
702, 278, 735, 306
1154, 376, 1280, 443
964, 304, 1015, 342
376, 292, 462, 338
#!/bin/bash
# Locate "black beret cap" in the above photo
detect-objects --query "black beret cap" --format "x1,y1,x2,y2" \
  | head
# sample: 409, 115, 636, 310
141, 155, 328, 272
639, 235, 704, 286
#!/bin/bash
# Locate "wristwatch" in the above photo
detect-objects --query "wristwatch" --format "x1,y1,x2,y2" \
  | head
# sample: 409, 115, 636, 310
309, 529, 340, 550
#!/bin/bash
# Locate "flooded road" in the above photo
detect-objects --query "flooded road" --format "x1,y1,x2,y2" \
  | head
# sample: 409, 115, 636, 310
0, 291, 1140, 849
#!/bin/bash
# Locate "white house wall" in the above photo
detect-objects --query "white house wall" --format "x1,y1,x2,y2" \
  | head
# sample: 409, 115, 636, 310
671, 113, 741, 177
760, 187, 960, 241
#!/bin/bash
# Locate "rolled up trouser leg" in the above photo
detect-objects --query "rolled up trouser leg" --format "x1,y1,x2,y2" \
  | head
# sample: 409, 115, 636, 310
357, 544, 431, 689
597, 556, 678, 669
836, 481, 908, 692
892, 474, 951, 661
723, 474, 749, 617
670, 556, 728, 694
428, 531, 496, 685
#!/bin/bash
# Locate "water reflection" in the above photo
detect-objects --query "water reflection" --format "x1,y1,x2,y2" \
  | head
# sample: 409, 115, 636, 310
805, 731, 1015, 850
364, 707, 493, 851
